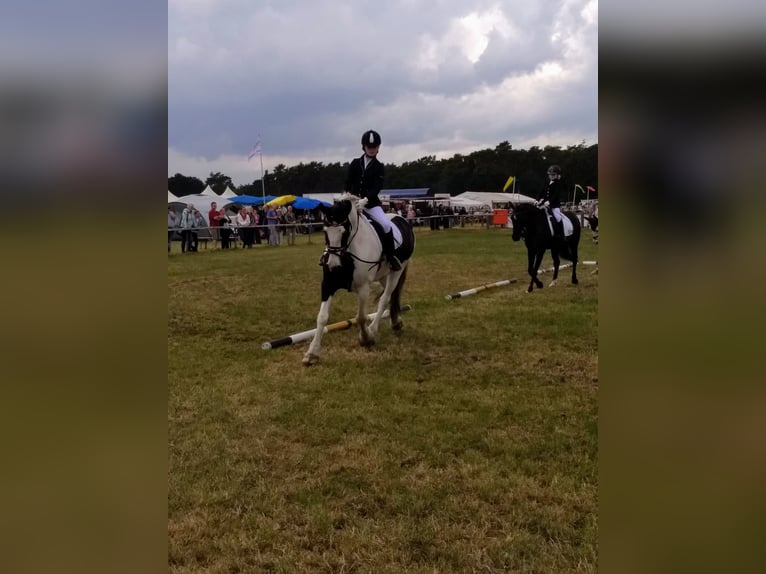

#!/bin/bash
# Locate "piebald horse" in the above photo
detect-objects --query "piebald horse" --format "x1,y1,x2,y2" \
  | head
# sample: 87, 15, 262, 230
303, 193, 415, 366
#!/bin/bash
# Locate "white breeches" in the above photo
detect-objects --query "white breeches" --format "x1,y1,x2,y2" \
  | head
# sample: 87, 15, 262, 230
364, 206, 402, 244
551, 207, 563, 223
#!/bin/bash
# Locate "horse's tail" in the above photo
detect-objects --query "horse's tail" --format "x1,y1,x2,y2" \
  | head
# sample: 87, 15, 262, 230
390, 263, 408, 318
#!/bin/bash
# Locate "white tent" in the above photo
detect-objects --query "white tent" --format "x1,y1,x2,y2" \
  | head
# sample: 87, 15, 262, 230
168, 190, 178, 202
449, 196, 485, 209
200, 185, 219, 198
221, 186, 239, 199
454, 191, 536, 209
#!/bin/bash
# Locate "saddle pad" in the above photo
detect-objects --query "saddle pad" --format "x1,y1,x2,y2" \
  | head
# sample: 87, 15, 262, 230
546, 214, 574, 237
365, 215, 403, 246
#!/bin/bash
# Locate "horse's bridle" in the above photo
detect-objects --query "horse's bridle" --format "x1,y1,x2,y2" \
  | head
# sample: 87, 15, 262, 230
322, 219, 353, 259
321, 212, 384, 268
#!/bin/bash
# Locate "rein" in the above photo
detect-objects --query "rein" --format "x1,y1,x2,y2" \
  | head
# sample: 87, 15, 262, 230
323, 211, 382, 268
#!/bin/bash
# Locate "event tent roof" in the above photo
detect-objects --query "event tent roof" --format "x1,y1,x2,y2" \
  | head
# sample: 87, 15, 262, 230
168, 190, 178, 202
454, 191, 536, 208
200, 185, 218, 197
381, 188, 430, 198
221, 186, 239, 198
449, 196, 485, 208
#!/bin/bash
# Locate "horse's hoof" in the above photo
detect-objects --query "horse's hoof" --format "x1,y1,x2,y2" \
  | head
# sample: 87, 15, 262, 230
391, 320, 403, 331
527, 286, 534, 293
549, 280, 558, 288
359, 338, 375, 347
302, 354, 319, 366
572, 278, 579, 284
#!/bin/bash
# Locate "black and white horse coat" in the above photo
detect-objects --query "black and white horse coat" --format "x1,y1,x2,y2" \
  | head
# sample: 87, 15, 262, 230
303, 194, 415, 366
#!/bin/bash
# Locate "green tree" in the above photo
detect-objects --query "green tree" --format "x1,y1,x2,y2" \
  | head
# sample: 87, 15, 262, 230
168, 173, 204, 197
205, 172, 233, 195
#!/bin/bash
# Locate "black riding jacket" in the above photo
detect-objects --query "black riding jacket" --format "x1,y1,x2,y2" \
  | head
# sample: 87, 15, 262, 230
538, 178, 564, 209
345, 154, 385, 209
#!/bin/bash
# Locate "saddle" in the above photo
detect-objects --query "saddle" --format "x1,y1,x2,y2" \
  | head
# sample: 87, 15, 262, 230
364, 215, 414, 260
544, 211, 574, 237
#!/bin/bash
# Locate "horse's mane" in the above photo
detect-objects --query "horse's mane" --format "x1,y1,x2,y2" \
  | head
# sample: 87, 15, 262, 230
512, 202, 539, 217
335, 192, 367, 212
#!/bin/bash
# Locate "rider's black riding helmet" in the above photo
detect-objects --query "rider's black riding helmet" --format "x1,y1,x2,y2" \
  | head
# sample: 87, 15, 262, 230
547, 164, 562, 176
361, 130, 381, 148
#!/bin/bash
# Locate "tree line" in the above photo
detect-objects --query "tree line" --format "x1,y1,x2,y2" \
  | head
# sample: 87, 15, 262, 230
169, 141, 598, 203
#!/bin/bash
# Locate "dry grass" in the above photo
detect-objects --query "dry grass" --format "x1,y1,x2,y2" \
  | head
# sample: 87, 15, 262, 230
169, 226, 598, 573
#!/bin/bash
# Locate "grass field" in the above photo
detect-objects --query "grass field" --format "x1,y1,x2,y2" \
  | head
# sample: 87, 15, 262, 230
169, 226, 598, 573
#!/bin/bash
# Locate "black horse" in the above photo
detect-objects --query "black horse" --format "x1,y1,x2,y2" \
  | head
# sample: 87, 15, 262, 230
510, 203, 581, 293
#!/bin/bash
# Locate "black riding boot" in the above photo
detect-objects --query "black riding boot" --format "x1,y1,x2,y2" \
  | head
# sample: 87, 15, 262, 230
382, 230, 402, 271
553, 219, 564, 242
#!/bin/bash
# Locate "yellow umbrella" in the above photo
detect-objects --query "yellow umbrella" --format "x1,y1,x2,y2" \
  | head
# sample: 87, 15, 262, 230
265, 195, 296, 207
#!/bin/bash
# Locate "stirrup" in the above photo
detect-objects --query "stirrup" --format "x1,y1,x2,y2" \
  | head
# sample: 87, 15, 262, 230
389, 256, 402, 271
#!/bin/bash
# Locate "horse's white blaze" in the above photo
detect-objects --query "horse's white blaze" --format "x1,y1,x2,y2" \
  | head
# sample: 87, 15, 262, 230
323, 226, 345, 269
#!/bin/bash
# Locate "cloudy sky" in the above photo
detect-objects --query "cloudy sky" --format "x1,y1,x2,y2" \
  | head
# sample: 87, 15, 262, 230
169, 0, 598, 186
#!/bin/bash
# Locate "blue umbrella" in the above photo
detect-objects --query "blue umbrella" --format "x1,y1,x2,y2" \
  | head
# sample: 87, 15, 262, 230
229, 195, 277, 206
293, 197, 331, 210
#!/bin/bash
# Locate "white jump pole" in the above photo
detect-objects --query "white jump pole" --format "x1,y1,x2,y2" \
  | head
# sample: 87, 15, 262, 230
446, 278, 518, 300
448, 261, 598, 300
262, 304, 412, 350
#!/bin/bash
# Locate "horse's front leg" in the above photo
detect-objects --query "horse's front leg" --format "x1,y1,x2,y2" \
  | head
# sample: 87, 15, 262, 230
571, 249, 579, 285
369, 273, 398, 339
356, 282, 374, 347
528, 250, 545, 292
527, 250, 537, 293
303, 296, 333, 366
549, 250, 561, 287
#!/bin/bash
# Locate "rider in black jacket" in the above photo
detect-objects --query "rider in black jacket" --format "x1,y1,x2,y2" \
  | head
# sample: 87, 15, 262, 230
537, 164, 565, 240
345, 130, 401, 270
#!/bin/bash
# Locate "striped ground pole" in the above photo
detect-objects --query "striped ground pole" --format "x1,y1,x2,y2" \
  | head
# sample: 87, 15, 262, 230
262, 304, 412, 350
447, 261, 598, 300
446, 278, 519, 300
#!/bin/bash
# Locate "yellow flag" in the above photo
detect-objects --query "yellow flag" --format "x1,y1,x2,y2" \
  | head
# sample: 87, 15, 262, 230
502, 175, 514, 192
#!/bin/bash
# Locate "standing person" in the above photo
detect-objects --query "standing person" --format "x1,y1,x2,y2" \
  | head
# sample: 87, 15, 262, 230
219, 210, 232, 249
537, 164, 565, 240
236, 207, 251, 248
253, 207, 262, 245
180, 203, 194, 253
208, 201, 223, 247
266, 203, 280, 246
167, 207, 177, 253
191, 208, 206, 252
283, 205, 297, 246
344, 129, 401, 270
